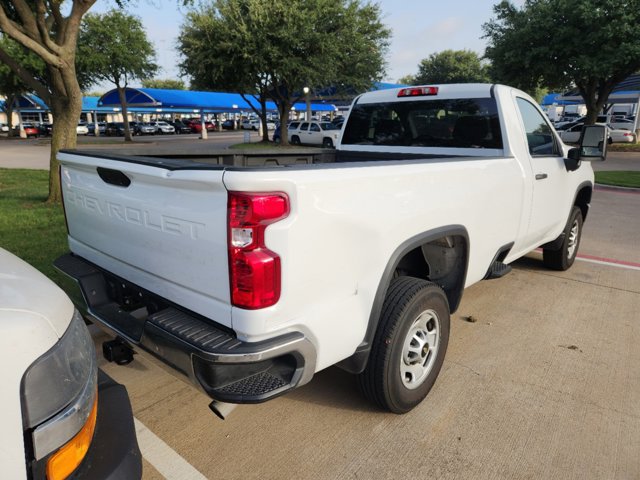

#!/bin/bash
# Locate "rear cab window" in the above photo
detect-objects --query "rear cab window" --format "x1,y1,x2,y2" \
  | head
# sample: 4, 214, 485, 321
341, 97, 503, 149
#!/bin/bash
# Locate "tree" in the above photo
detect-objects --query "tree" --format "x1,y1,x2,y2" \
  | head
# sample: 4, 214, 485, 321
142, 78, 186, 90
178, 0, 390, 145
0, 0, 98, 202
77, 10, 158, 142
413, 50, 491, 85
397, 74, 416, 85
0, 35, 43, 132
483, 0, 640, 124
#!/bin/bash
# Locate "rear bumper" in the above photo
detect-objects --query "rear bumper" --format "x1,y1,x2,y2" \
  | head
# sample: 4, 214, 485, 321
54, 253, 316, 404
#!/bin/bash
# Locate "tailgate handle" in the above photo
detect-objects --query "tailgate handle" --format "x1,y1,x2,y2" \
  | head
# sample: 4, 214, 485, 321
97, 167, 131, 187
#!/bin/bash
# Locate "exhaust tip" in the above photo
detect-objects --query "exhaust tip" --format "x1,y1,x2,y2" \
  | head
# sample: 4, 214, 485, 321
209, 400, 237, 420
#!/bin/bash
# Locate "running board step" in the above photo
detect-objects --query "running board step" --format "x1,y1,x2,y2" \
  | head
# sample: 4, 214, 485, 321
485, 261, 512, 279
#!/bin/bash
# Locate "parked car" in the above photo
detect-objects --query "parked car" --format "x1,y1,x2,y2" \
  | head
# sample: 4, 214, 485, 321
288, 120, 341, 148
559, 122, 636, 144
241, 119, 260, 130
87, 122, 107, 135
134, 122, 157, 135
76, 123, 89, 135
105, 122, 125, 136
13, 123, 39, 137
189, 120, 216, 133
221, 119, 236, 130
154, 121, 175, 134
0, 123, 9, 133
38, 123, 53, 136
171, 120, 192, 134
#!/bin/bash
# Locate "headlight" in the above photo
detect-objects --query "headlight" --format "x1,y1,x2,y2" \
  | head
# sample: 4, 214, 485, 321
21, 309, 97, 460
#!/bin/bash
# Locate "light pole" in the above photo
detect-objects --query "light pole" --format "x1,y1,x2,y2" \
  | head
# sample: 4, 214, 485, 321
303, 86, 311, 121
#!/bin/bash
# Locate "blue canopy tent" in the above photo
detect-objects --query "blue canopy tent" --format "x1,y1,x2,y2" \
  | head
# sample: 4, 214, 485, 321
97, 87, 336, 113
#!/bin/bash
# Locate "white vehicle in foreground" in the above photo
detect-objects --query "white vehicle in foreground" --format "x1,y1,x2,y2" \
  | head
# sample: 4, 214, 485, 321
55, 84, 607, 416
0, 248, 141, 479
76, 123, 89, 135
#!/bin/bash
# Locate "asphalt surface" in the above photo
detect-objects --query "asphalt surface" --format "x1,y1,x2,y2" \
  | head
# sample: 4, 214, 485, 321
2, 138, 639, 479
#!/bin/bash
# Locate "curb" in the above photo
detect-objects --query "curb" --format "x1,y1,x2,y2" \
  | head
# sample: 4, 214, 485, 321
594, 183, 640, 193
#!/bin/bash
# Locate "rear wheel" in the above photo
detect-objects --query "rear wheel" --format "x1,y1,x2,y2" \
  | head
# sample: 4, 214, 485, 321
322, 137, 334, 148
291, 135, 301, 145
543, 206, 583, 271
358, 277, 450, 413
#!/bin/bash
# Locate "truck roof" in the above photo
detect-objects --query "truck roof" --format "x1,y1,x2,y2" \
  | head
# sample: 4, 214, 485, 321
356, 83, 496, 104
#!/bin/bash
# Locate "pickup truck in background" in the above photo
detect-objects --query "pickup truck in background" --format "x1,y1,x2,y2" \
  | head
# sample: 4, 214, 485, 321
0, 248, 141, 479
55, 84, 607, 416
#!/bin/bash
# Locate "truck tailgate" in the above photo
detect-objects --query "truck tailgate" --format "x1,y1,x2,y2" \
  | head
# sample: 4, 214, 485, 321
58, 151, 232, 328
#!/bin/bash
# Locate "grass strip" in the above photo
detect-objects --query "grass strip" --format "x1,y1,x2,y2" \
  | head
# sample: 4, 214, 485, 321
0, 168, 68, 284
594, 170, 640, 188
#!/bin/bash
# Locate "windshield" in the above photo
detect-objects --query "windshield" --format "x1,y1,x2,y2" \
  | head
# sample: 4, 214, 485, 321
342, 97, 503, 149
320, 122, 339, 130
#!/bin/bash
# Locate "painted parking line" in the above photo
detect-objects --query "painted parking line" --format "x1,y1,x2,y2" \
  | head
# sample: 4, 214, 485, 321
575, 253, 640, 271
134, 418, 207, 480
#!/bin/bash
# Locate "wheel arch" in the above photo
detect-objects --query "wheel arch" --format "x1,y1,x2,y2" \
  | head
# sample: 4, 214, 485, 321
337, 225, 469, 374
573, 181, 593, 222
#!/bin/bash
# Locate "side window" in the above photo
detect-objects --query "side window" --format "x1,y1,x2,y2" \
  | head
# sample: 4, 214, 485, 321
300, 122, 309, 132
516, 97, 559, 156
309, 123, 320, 132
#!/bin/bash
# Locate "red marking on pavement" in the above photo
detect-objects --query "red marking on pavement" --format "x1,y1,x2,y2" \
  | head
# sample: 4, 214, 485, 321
576, 253, 640, 269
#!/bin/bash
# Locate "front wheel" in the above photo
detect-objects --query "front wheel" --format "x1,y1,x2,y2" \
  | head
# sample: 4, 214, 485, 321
543, 206, 583, 271
322, 137, 334, 148
358, 277, 450, 414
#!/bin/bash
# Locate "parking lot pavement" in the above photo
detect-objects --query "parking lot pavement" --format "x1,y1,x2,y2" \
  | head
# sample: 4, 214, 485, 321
91, 186, 640, 480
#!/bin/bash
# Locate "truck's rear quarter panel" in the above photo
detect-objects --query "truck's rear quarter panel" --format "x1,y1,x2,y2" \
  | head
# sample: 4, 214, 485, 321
224, 157, 524, 370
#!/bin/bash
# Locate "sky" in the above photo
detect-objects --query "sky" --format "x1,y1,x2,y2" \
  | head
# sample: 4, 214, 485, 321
90, 0, 525, 88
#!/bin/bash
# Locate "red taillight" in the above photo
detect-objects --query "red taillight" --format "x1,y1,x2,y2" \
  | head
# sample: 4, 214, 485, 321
228, 192, 289, 309
397, 86, 439, 97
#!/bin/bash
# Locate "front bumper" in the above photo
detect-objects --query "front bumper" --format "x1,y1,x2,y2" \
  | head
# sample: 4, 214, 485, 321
54, 253, 316, 404
71, 370, 142, 479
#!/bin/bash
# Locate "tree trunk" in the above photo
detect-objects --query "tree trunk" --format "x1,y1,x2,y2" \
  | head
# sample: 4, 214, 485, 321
278, 102, 291, 146
117, 86, 133, 142
260, 97, 270, 142
5, 93, 16, 132
48, 90, 82, 204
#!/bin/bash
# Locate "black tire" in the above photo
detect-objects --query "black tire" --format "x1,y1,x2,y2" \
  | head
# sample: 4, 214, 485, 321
291, 135, 301, 145
358, 277, 450, 414
543, 206, 583, 271
322, 137, 334, 148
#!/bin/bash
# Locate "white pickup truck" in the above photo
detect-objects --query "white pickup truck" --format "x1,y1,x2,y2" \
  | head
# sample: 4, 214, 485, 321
55, 84, 607, 416
0, 248, 141, 479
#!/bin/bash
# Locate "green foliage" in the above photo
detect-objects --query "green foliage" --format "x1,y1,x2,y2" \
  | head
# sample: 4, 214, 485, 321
0, 35, 45, 97
178, 0, 390, 142
484, 0, 640, 122
413, 50, 491, 85
397, 74, 416, 86
0, 168, 67, 284
77, 9, 158, 88
141, 78, 186, 90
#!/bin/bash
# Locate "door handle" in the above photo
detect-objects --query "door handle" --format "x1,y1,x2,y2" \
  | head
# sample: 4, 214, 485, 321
535, 173, 548, 180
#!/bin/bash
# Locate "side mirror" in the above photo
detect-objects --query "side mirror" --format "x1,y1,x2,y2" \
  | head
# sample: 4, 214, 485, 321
578, 124, 607, 161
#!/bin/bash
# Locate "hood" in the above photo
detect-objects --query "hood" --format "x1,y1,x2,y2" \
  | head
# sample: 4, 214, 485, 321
0, 249, 74, 338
